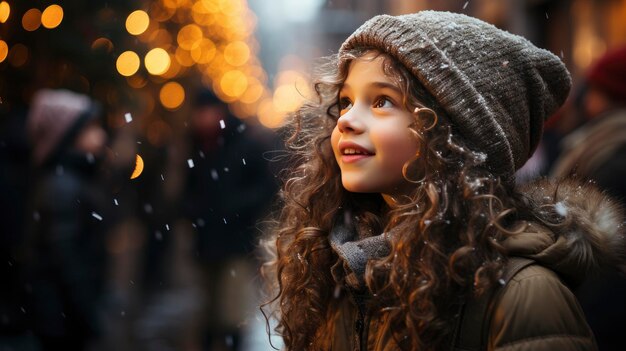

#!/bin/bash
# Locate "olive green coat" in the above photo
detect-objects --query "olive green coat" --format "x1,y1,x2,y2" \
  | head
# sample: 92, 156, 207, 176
329, 179, 624, 351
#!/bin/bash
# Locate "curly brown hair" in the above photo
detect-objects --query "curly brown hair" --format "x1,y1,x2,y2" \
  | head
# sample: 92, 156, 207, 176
261, 49, 532, 350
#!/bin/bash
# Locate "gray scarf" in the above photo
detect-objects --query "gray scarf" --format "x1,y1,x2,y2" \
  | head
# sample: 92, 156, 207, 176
329, 221, 391, 291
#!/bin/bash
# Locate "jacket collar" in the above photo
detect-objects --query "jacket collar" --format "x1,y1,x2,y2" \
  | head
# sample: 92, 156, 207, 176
507, 178, 626, 286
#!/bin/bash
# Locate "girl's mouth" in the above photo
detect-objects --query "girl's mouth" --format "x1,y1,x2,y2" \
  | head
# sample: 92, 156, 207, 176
341, 154, 373, 163
341, 147, 374, 163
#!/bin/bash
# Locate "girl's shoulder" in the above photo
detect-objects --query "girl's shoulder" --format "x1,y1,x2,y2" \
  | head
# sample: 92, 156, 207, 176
489, 263, 597, 350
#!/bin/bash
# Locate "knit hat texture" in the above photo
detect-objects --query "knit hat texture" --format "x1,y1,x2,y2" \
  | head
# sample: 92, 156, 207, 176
27, 89, 95, 166
586, 45, 626, 102
339, 11, 571, 178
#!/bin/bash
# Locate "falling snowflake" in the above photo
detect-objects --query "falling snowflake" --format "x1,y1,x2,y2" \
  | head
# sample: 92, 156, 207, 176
91, 212, 103, 221
187, 159, 195, 168
555, 202, 568, 216
125, 113, 132, 123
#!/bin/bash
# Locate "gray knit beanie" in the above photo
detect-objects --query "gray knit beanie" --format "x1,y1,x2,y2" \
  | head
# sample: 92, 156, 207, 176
339, 11, 571, 179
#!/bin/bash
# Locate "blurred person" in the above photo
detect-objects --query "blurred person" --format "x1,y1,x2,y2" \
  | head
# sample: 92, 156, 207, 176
551, 46, 626, 199
182, 90, 277, 351
22, 89, 110, 350
550, 46, 626, 351
0, 95, 37, 350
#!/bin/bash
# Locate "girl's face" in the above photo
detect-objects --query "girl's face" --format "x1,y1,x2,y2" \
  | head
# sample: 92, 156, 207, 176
331, 52, 419, 199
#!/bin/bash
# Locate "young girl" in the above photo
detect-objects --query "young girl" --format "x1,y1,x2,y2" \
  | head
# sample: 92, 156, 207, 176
262, 11, 625, 351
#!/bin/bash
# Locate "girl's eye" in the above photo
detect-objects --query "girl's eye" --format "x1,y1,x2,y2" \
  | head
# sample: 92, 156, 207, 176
374, 96, 394, 108
339, 97, 353, 112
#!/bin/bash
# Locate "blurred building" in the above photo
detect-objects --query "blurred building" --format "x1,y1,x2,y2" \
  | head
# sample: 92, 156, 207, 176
251, 0, 626, 123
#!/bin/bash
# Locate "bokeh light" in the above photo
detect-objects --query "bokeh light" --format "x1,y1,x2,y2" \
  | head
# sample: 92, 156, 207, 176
272, 70, 312, 114
161, 55, 182, 79
22, 8, 42, 32
177, 24, 203, 50
126, 10, 150, 36
159, 81, 185, 109
190, 38, 216, 64
0, 1, 10, 23
116, 51, 141, 77
41, 4, 63, 29
162, 0, 187, 10
220, 70, 248, 98
145, 48, 171, 75
175, 47, 195, 67
258, 97, 285, 129
239, 77, 264, 104
0, 40, 8, 63
223, 41, 250, 66
130, 154, 144, 180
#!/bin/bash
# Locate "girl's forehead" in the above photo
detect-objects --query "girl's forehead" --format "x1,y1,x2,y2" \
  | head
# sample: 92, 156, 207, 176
343, 53, 394, 88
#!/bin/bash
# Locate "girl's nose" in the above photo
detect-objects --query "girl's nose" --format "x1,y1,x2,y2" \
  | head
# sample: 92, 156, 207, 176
336, 108, 365, 134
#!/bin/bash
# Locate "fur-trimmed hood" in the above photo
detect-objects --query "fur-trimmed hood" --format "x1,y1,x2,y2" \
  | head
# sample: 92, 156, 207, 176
507, 178, 626, 286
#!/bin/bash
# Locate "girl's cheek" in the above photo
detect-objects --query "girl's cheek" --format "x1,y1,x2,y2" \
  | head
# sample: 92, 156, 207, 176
377, 130, 419, 166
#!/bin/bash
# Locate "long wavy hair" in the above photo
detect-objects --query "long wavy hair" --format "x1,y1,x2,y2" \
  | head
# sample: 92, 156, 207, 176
261, 49, 532, 350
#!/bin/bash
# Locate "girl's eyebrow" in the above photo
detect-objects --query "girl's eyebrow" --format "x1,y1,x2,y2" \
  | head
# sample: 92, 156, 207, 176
340, 81, 402, 95
369, 81, 402, 94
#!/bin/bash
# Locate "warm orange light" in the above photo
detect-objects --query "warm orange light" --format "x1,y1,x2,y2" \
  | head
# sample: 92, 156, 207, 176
190, 38, 216, 64
116, 51, 141, 77
239, 77, 264, 104
126, 10, 150, 35
273, 85, 304, 113
220, 0, 243, 16
130, 154, 144, 179
162, 0, 187, 9
220, 70, 248, 98
191, 2, 216, 25
223, 41, 250, 66
159, 81, 185, 109
0, 40, 7, 63
161, 55, 182, 79
198, 0, 220, 13
41, 4, 63, 29
258, 98, 286, 128
149, 29, 173, 47
0, 1, 10, 23
22, 8, 42, 32
175, 47, 195, 67
144, 48, 171, 75
177, 24, 203, 50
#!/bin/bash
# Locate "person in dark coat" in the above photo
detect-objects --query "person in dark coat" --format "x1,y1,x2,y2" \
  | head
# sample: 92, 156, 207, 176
550, 46, 626, 351
23, 89, 109, 350
183, 90, 277, 350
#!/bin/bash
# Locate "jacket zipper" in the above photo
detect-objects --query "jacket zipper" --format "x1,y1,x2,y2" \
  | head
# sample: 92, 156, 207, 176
347, 285, 369, 351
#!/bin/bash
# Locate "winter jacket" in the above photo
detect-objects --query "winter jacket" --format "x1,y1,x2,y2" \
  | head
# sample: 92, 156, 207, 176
182, 115, 278, 261
23, 153, 109, 340
328, 179, 624, 351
